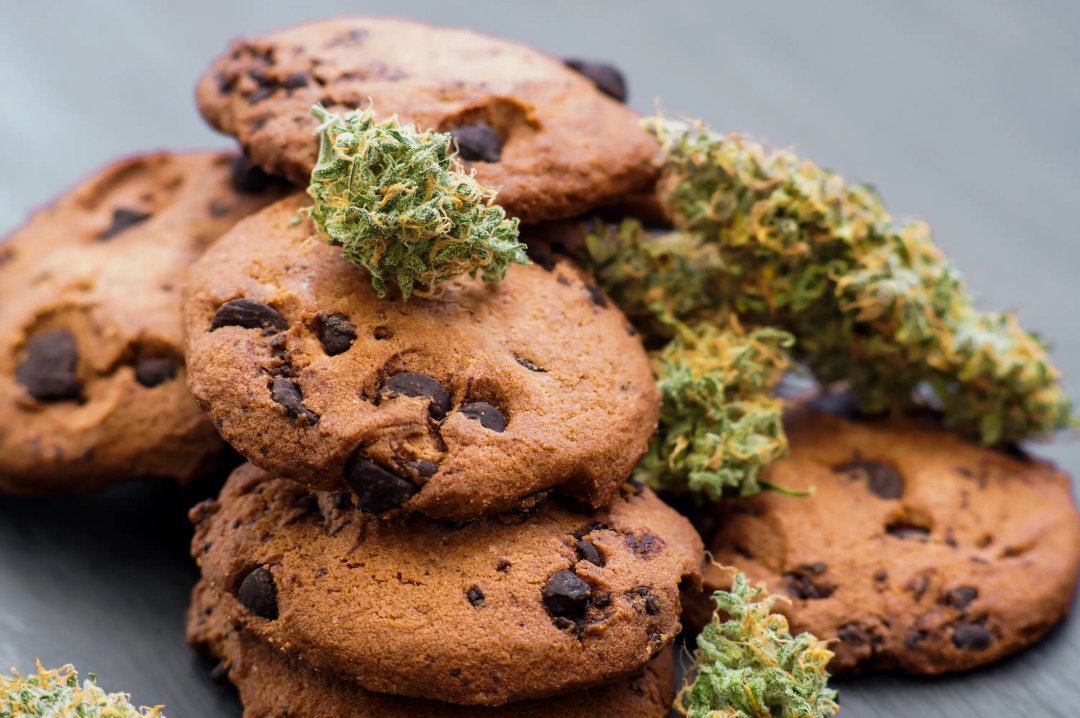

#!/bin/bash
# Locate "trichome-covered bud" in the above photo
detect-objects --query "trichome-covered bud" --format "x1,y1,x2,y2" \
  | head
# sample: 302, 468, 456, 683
0, 662, 166, 717
645, 115, 1073, 445
306, 104, 528, 299
677, 570, 839, 718
635, 317, 794, 498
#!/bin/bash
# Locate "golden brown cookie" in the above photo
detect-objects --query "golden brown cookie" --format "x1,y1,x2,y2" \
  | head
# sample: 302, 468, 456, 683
195, 17, 659, 223
190, 462, 702, 706
687, 407, 1080, 674
182, 195, 660, 519
0, 152, 287, 493
187, 580, 677, 718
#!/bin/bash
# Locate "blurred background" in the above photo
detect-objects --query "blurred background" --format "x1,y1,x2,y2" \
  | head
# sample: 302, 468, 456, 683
0, 1, 1077, 716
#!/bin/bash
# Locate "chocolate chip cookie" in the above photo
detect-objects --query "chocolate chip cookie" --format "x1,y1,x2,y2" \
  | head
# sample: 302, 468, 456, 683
182, 195, 660, 519
687, 407, 1080, 674
196, 17, 658, 223
187, 580, 677, 717
0, 152, 287, 493
190, 462, 702, 706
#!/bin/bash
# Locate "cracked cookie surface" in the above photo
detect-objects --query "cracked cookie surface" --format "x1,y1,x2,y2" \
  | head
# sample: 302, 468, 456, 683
187, 580, 677, 717
686, 407, 1080, 674
190, 462, 702, 706
182, 195, 660, 519
196, 16, 659, 223
0, 152, 287, 493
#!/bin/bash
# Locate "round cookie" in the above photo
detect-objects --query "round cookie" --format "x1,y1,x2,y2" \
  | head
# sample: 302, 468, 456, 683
187, 581, 677, 718
196, 17, 659, 223
182, 195, 660, 519
190, 462, 703, 706
0, 152, 287, 493
688, 407, 1080, 674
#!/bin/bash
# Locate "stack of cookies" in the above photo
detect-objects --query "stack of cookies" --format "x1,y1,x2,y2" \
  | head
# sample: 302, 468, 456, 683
176, 17, 704, 717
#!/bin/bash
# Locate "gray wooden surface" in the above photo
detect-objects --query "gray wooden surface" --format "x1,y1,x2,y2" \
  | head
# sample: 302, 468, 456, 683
1, 1, 1077, 715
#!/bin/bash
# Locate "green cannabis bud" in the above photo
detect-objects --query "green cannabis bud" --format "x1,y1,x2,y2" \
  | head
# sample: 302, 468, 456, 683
678, 571, 839, 718
307, 105, 528, 298
0, 662, 165, 717
643, 115, 1072, 445
634, 318, 793, 498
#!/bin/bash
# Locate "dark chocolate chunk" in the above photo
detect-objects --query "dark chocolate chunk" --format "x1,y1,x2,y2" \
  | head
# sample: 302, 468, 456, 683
952, 623, 993, 650
645, 594, 661, 615
405, 459, 439, 478
466, 586, 486, 607
16, 330, 81, 402
887, 521, 930, 541
379, 372, 451, 419
563, 59, 628, 102
373, 325, 393, 340
317, 313, 357, 356
944, 586, 979, 611
575, 539, 604, 567
237, 566, 278, 619
210, 298, 287, 333
496, 559, 512, 573
835, 459, 904, 499
450, 123, 503, 163
98, 208, 151, 240
134, 357, 178, 388
626, 533, 663, 557
542, 570, 591, 617
459, 401, 508, 432
230, 154, 275, 194
783, 563, 835, 600
270, 378, 319, 425
515, 356, 546, 372
585, 284, 608, 308
873, 570, 888, 582
344, 453, 417, 513
282, 71, 309, 89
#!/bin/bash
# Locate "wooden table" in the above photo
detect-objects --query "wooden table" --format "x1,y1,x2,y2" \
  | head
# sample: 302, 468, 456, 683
1, 2, 1076, 715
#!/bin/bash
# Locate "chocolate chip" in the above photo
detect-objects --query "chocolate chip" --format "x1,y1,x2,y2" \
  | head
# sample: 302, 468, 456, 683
379, 372, 451, 420
210, 299, 287, 334
906, 574, 931, 602
459, 401, 508, 432
466, 586, 486, 607
887, 521, 930, 541
873, 570, 888, 582
270, 378, 319, 425
344, 453, 417, 513
837, 623, 869, 644
450, 123, 503, 163
835, 459, 904, 499
944, 586, 979, 611
542, 570, 591, 617
16, 330, 81, 402
405, 459, 439, 478
373, 325, 393, 340
98, 208, 151, 240
585, 285, 608, 308
230, 154, 275, 194
248, 87, 274, 104
952, 623, 992, 650
496, 559, 512, 573
575, 539, 604, 567
237, 567, 277, 619
645, 594, 661, 615
334, 491, 353, 510
563, 59, 627, 102
316, 313, 356, 356
626, 533, 663, 557
134, 358, 178, 388
905, 630, 927, 648
282, 72, 309, 89
783, 564, 835, 600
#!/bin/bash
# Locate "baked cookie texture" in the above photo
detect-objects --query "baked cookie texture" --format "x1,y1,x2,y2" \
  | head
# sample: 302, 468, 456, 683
686, 407, 1080, 674
187, 580, 677, 718
196, 16, 659, 223
182, 195, 660, 519
190, 462, 702, 706
0, 152, 287, 493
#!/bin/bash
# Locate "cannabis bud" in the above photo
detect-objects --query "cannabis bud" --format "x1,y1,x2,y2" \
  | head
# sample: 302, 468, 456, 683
307, 104, 529, 298
647, 115, 1073, 445
678, 571, 839, 718
0, 662, 165, 717
634, 317, 793, 498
